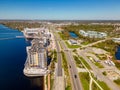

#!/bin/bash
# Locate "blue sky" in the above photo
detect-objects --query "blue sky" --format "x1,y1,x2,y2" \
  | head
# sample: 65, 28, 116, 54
0, 0, 120, 20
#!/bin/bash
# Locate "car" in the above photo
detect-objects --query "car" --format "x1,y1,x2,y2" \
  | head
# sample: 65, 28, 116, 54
74, 75, 77, 78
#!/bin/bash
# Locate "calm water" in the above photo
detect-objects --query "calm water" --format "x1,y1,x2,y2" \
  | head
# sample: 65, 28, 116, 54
0, 24, 43, 90
69, 32, 78, 38
115, 46, 120, 60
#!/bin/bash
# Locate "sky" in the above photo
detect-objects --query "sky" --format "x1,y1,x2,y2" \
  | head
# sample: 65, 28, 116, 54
0, 0, 120, 20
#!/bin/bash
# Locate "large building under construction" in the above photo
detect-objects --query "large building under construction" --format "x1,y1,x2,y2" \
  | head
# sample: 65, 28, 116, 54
23, 28, 50, 77
27, 39, 47, 68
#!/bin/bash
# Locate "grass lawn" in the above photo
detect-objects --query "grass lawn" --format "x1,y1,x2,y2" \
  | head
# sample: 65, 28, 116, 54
87, 56, 104, 68
65, 41, 80, 48
73, 55, 84, 68
92, 82, 101, 90
79, 72, 90, 90
81, 41, 90, 45
97, 80, 110, 90
96, 54, 107, 60
50, 78, 54, 90
58, 32, 68, 40
92, 76, 110, 90
65, 86, 72, 90
114, 78, 120, 86
94, 62, 104, 68
79, 56, 92, 69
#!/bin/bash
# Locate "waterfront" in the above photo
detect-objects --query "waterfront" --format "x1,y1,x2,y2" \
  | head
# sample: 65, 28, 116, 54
115, 46, 120, 60
0, 24, 43, 90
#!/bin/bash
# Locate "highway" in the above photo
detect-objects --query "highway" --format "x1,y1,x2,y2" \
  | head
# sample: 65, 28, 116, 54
54, 35, 62, 76
50, 25, 82, 90
51, 28, 62, 76
54, 32, 82, 90
52, 29, 66, 90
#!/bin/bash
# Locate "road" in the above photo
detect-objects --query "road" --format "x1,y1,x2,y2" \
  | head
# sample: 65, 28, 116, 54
55, 32, 83, 90
55, 36, 62, 76
52, 31, 62, 76
51, 25, 82, 90
50, 28, 65, 90
81, 38, 112, 48
78, 50, 120, 90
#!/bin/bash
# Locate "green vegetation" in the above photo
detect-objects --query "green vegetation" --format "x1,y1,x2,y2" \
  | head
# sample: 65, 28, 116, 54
1, 22, 42, 31
81, 41, 90, 45
114, 61, 120, 70
63, 24, 114, 33
102, 71, 107, 76
73, 55, 84, 68
114, 78, 120, 85
93, 40, 120, 69
79, 56, 92, 69
58, 32, 69, 40
92, 82, 101, 90
93, 40, 118, 60
50, 75, 54, 90
87, 56, 104, 68
97, 80, 110, 90
73, 49, 77, 52
94, 62, 104, 68
53, 50, 57, 62
79, 72, 90, 90
65, 41, 80, 48
78, 55, 109, 90
65, 86, 71, 90
50, 50, 57, 71
61, 51, 72, 90
60, 24, 114, 43
46, 75, 48, 86
96, 54, 107, 60
93, 76, 110, 90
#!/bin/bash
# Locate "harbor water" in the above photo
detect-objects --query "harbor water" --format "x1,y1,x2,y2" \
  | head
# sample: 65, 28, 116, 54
115, 46, 120, 60
0, 24, 44, 90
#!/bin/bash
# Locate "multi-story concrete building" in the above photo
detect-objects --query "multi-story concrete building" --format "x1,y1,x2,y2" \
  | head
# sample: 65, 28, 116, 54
23, 27, 50, 77
27, 40, 47, 69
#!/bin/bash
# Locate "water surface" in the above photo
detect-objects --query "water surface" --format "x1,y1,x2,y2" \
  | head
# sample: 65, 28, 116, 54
69, 32, 78, 38
0, 24, 43, 90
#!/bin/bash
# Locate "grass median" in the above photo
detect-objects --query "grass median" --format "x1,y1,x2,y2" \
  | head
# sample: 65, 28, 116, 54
79, 72, 90, 90
61, 51, 72, 90
93, 75, 110, 90
79, 56, 92, 69
73, 55, 84, 68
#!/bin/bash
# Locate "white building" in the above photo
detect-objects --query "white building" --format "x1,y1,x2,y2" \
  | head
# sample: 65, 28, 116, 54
112, 38, 120, 43
79, 30, 107, 38
24, 28, 40, 34
69, 39, 78, 45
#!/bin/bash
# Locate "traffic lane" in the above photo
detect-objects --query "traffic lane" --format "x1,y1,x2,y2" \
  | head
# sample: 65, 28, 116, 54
68, 51, 82, 90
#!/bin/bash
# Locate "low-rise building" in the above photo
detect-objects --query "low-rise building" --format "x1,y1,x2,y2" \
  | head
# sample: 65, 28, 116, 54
112, 38, 120, 43
69, 39, 78, 45
79, 30, 107, 38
